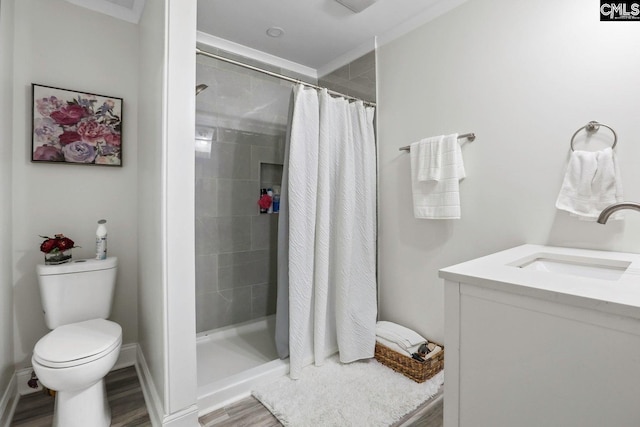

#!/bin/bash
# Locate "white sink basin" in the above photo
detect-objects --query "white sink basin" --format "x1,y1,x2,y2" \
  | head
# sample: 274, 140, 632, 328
512, 253, 631, 281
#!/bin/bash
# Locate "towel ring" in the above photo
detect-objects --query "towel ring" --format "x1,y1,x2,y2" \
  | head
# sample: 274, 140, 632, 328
570, 121, 617, 151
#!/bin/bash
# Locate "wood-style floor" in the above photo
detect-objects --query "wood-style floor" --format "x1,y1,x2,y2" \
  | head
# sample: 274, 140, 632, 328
11, 366, 151, 427
198, 389, 443, 427
11, 365, 443, 427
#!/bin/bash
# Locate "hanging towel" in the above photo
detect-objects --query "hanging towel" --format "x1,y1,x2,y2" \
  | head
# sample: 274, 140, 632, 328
410, 133, 466, 219
555, 147, 623, 221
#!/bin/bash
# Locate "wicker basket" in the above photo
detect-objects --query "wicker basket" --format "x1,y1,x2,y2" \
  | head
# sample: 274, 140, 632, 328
374, 341, 444, 383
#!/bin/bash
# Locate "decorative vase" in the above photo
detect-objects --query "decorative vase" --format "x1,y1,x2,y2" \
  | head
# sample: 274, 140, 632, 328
44, 249, 72, 265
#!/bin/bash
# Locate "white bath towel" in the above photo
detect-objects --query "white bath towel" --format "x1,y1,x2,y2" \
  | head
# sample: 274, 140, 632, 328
376, 321, 427, 351
555, 147, 623, 221
410, 133, 466, 219
376, 337, 413, 357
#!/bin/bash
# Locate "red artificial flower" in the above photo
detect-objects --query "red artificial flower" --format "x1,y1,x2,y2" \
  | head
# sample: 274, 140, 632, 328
39, 234, 77, 253
56, 236, 75, 251
40, 239, 57, 253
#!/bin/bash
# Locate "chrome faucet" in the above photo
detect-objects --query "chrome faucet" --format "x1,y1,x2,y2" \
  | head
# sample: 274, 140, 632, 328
597, 202, 640, 224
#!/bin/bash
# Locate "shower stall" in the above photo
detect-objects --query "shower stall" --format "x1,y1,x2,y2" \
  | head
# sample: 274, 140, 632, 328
194, 46, 377, 412
194, 49, 295, 411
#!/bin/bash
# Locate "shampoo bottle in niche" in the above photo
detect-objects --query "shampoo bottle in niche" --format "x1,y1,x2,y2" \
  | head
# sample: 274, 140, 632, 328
267, 188, 274, 213
96, 219, 107, 260
272, 186, 280, 213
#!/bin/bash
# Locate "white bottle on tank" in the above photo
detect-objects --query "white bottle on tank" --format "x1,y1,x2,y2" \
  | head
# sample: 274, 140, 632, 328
96, 219, 108, 260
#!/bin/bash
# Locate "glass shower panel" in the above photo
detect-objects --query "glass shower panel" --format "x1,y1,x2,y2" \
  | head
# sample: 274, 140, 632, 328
194, 53, 290, 333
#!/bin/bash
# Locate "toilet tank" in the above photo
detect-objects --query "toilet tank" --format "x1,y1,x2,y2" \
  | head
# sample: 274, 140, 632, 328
36, 257, 118, 329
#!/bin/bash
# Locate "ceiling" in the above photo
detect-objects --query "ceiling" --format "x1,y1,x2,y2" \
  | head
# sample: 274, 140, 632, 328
197, 0, 467, 74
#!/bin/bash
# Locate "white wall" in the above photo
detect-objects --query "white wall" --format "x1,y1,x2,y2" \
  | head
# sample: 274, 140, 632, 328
377, 0, 640, 343
138, 0, 198, 423
11, 0, 139, 368
164, 0, 197, 417
0, 0, 15, 395
137, 0, 167, 412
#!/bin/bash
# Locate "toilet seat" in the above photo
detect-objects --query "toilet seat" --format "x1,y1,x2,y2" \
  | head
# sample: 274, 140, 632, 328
33, 319, 122, 368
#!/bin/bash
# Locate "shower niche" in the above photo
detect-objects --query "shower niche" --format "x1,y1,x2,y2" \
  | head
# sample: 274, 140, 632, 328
259, 162, 283, 214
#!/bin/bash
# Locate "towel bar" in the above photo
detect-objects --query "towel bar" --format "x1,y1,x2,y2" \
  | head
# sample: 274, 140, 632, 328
399, 132, 476, 152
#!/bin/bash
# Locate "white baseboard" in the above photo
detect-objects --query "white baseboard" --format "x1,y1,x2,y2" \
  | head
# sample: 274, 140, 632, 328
136, 344, 163, 427
113, 342, 138, 371
0, 373, 18, 427
160, 405, 199, 427
136, 346, 200, 427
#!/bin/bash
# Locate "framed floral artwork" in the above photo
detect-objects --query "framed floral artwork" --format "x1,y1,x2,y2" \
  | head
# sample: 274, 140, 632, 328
31, 84, 123, 166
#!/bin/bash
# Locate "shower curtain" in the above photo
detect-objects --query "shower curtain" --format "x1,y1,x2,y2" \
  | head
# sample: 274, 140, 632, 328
276, 84, 377, 379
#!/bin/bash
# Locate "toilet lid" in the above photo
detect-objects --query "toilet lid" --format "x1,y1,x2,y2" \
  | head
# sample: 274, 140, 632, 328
33, 319, 122, 368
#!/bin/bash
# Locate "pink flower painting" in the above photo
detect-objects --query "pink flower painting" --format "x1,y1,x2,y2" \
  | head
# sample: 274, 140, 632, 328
32, 84, 122, 166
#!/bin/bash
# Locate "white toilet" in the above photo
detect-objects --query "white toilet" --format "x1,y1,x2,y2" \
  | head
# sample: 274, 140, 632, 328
32, 257, 121, 427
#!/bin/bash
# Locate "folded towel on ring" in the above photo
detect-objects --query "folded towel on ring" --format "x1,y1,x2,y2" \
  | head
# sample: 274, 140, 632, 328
555, 147, 623, 220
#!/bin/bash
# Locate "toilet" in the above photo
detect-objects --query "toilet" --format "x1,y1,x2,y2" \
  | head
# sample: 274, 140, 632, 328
32, 257, 121, 427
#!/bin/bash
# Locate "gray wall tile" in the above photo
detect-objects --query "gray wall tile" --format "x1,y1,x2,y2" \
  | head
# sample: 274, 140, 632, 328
215, 217, 253, 253
196, 287, 253, 331
218, 259, 270, 290
218, 287, 253, 326
196, 216, 252, 255
251, 145, 284, 180
251, 214, 279, 251
260, 163, 283, 190
195, 178, 218, 218
199, 142, 252, 179
195, 217, 216, 256
218, 127, 282, 147
349, 51, 375, 79
196, 254, 218, 295
319, 50, 377, 103
218, 249, 269, 267
216, 179, 260, 217
251, 283, 277, 319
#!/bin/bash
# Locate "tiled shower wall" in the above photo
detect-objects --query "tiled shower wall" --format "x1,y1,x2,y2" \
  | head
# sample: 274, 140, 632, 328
319, 50, 376, 104
195, 127, 284, 332
194, 49, 305, 333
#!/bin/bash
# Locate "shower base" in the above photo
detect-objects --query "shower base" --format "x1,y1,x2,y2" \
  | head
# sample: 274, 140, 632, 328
196, 315, 288, 415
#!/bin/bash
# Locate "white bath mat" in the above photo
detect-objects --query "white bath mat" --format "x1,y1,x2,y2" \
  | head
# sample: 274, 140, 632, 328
252, 355, 444, 427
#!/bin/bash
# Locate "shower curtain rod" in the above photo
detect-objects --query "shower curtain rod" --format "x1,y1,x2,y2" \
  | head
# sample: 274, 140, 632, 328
196, 47, 377, 107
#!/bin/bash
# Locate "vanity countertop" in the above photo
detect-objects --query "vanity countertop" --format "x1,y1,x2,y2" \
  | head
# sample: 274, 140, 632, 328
439, 244, 640, 319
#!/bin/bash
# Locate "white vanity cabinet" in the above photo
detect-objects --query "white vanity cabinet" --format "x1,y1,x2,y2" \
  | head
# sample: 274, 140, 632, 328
439, 245, 640, 427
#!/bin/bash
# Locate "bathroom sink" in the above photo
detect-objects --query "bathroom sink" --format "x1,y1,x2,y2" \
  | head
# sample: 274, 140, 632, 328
512, 253, 631, 281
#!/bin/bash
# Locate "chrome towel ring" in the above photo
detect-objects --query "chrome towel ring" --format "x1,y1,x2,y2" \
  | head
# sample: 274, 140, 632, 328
570, 120, 617, 151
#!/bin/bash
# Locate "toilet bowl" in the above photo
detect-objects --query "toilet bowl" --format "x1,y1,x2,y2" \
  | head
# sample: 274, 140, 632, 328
34, 257, 120, 424
32, 319, 122, 427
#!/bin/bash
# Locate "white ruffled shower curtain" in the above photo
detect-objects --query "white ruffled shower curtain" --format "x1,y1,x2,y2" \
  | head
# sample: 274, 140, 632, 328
275, 84, 377, 379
